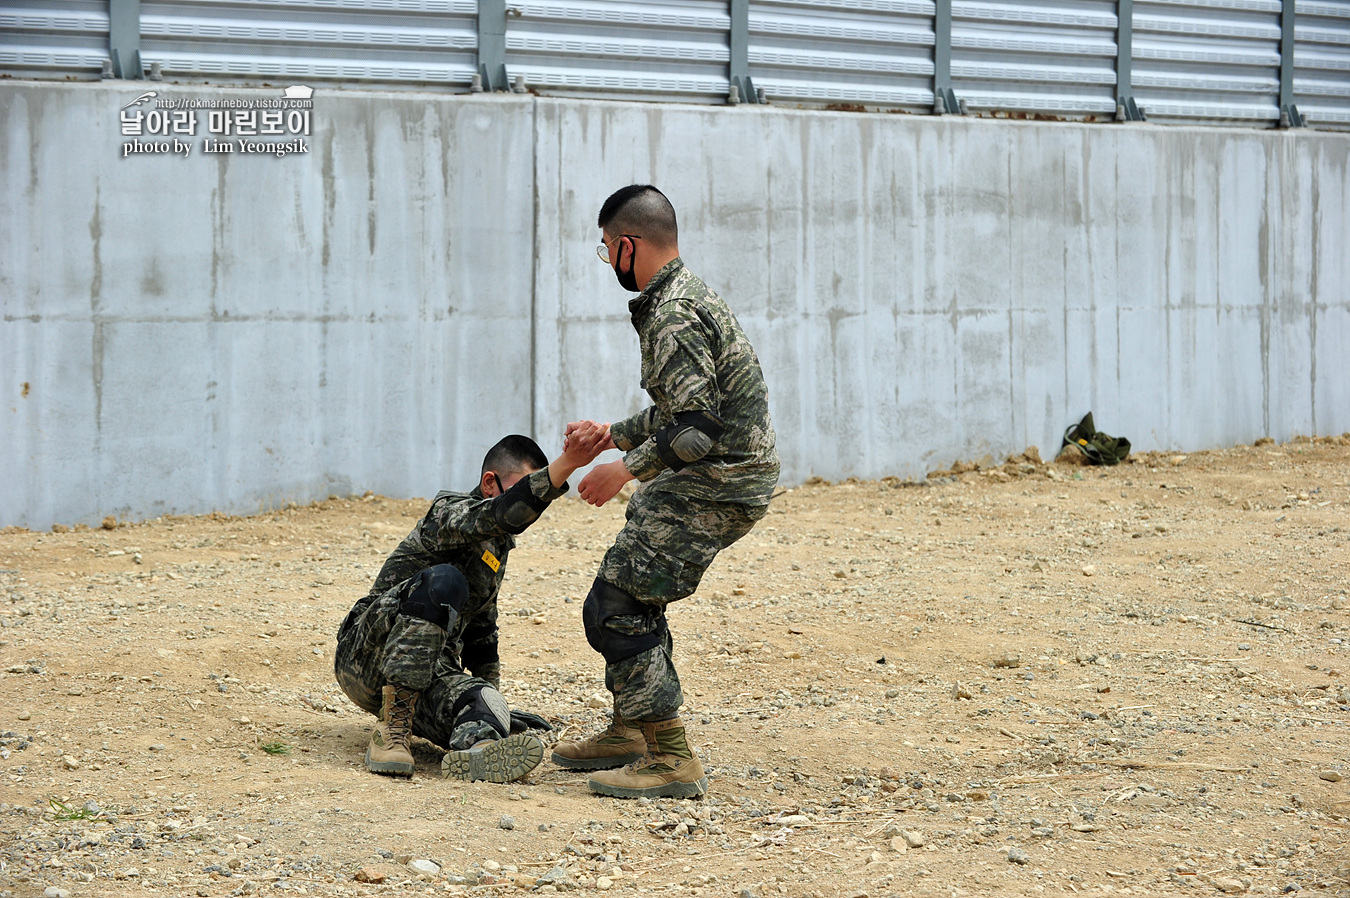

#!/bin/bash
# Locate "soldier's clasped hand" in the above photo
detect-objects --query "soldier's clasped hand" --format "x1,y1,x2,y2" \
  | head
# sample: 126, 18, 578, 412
562, 420, 610, 468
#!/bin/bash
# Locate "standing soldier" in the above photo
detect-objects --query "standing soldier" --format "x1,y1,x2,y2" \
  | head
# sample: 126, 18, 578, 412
336, 427, 607, 781
553, 185, 779, 798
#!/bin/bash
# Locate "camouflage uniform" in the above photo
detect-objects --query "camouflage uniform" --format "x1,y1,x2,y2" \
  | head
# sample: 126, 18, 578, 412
335, 468, 566, 750
596, 257, 779, 722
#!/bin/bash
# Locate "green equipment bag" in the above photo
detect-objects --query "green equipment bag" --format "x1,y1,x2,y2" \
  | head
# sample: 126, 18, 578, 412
1060, 412, 1131, 466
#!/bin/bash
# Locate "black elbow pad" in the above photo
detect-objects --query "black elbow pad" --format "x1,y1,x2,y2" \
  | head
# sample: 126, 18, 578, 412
654, 410, 725, 472
492, 475, 548, 534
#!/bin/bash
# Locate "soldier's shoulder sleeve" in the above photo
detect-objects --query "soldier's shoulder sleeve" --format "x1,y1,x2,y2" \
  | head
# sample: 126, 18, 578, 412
651, 303, 720, 414
424, 489, 505, 547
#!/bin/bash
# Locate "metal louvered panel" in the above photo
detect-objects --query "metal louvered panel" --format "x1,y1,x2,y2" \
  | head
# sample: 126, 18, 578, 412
950, 0, 1119, 117
1295, 0, 1350, 128
138, 0, 478, 87
746, 0, 934, 111
0, 2, 110, 78
4, 0, 1347, 130
1132, 0, 1282, 123
504, 0, 730, 103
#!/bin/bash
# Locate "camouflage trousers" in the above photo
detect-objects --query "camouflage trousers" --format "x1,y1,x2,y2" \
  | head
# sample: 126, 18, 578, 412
334, 585, 499, 751
595, 486, 767, 723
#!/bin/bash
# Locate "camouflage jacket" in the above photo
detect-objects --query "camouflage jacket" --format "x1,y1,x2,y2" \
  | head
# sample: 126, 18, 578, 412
610, 258, 779, 505
340, 468, 567, 682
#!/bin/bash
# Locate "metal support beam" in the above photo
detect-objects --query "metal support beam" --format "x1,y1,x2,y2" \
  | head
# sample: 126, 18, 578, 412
1115, 0, 1144, 120
728, 0, 761, 104
932, 0, 963, 114
476, 0, 509, 92
108, 0, 143, 80
1279, 0, 1303, 126
1115, 0, 1132, 101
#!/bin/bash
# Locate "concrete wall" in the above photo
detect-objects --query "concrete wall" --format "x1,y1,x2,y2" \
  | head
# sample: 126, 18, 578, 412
3, 82, 1347, 529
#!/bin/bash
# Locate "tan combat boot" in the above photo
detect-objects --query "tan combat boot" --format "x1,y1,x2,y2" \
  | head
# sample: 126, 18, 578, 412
365, 684, 418, 776
587, 717, 708, 799
550, 715, 646, 770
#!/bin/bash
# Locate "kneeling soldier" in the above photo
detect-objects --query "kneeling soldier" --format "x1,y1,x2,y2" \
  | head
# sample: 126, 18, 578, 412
335, 427, 606, 780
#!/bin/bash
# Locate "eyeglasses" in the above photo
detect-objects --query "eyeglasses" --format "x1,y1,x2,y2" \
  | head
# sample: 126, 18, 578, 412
596, 234, 640, 264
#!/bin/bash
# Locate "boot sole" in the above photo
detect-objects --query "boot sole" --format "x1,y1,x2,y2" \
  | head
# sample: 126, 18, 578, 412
364, 748, 414, 777
587, 774, 709, 800
550, 750, 644, 771
441, 733, 543, 783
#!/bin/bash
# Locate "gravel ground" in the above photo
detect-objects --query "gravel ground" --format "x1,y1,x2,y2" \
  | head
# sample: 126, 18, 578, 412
1, 437, 1348, 898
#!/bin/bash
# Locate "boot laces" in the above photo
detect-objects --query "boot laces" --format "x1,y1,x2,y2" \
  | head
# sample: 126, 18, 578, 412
628, 750, 677, 775
619, 751, 653, 774
386, 687, 417, 744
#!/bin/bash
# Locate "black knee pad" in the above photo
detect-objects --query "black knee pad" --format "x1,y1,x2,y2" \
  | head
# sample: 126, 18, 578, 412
448, 683, 511, 739
582, 579, 665, 664
399, 564, 469, 630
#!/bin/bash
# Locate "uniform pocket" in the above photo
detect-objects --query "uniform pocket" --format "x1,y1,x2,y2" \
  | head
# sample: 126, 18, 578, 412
632, 544, 700, 604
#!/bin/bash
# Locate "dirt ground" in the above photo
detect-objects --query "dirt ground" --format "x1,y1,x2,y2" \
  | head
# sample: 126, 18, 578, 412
2, 439, 1348, 898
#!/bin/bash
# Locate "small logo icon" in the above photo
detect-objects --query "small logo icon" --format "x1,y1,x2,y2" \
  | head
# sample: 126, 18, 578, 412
282, 85, 314, 100
122, 91, 158, 109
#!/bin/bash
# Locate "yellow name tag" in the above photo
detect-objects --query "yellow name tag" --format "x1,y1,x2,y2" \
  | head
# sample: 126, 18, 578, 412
481, 549, 501, 573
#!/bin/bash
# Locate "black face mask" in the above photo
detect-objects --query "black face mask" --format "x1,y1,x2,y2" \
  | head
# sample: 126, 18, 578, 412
612, 241, 639, 292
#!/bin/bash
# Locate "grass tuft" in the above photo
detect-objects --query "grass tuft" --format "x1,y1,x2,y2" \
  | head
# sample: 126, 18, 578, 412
49, 798, 99, 821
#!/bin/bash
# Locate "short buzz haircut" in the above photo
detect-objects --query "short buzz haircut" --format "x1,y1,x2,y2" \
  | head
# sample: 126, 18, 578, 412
597, 185, 678, 248
481, 434, 548, 477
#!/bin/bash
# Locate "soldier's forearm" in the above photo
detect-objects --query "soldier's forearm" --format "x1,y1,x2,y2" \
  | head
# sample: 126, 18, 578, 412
612, 406, 659, 452
622, 441, 666, 482
547, 455, 580, 489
